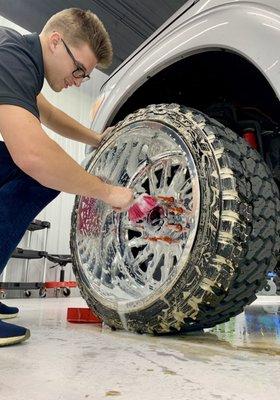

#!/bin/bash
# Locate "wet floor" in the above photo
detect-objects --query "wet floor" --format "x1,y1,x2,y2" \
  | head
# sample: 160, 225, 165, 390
208, 300, 280, 355
0, 296, 279, 400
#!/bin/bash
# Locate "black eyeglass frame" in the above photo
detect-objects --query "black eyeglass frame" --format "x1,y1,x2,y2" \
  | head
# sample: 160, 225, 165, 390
61, 38, 90, 82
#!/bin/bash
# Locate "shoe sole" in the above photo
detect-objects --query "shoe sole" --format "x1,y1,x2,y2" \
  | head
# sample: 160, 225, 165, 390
0, 313, 18, 319
0, 329, 30, 347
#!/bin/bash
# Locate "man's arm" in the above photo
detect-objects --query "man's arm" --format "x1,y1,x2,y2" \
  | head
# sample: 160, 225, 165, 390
0, 105, 133, 210
37, 93, 101, 147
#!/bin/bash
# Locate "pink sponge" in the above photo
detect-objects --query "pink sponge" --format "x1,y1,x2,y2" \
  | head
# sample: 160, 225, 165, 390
128, 194, 158, 223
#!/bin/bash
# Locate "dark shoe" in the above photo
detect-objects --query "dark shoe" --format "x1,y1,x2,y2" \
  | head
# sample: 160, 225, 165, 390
0, 302, 19, 319
0, 320, 30, 346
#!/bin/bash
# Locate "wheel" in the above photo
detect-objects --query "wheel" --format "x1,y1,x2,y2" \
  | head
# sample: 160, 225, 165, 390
24, 290, 31, 298
39, 288, 47, 298
0, 290, 7, 299
70, 104, 280, 334
63, 288, 71, 297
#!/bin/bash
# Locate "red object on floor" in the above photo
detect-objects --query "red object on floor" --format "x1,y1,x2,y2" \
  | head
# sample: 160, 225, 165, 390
45, 281, 77, 288
67, 307, 103, 323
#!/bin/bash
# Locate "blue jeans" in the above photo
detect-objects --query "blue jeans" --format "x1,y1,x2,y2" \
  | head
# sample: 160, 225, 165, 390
0, 141, 60, 274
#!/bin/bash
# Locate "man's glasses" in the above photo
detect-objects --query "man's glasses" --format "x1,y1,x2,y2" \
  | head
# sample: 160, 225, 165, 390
61, 38, 90, 82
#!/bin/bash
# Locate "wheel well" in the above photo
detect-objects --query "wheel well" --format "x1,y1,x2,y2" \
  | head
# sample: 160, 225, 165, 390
112, 50, 280, 127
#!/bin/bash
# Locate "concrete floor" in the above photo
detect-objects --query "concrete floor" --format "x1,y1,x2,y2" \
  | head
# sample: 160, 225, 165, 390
0, 296, 279, 400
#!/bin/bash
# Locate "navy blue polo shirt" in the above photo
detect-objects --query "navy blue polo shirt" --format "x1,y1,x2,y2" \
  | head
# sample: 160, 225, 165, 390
0, 27, 44, 120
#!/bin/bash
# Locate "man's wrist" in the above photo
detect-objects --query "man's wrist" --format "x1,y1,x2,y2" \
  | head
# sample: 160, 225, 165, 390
89, 130, 102, 148
92, 178, 113, 203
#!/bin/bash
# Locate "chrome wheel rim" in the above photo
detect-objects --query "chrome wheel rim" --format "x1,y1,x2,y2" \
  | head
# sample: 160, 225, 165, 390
74, 120, 200, 311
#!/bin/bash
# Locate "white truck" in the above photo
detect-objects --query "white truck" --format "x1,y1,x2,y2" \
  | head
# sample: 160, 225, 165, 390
70, 0, 280, 334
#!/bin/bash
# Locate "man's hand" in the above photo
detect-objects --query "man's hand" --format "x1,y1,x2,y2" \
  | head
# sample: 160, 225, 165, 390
106, 185, 134, 212
94, 126, 115, 147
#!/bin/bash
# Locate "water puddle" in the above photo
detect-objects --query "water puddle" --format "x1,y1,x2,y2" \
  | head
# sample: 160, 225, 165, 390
207, 302, 280, 355
110, 299, 280, 359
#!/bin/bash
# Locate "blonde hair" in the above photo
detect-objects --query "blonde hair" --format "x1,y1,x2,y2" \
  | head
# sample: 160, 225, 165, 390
42, 8, 113, 69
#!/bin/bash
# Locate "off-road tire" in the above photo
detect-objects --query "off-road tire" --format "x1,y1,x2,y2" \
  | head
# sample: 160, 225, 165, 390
70, 104, 280, 334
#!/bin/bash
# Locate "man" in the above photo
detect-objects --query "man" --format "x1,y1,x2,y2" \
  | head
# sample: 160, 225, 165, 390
0, 8, 134, 346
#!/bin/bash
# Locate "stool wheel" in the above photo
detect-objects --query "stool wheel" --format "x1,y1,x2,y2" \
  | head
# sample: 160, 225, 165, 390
63, 288, 71, 297
39, 288, 47, 298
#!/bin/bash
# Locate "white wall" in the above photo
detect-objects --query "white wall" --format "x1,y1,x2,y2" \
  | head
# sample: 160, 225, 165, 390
0, 16, 108, 293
